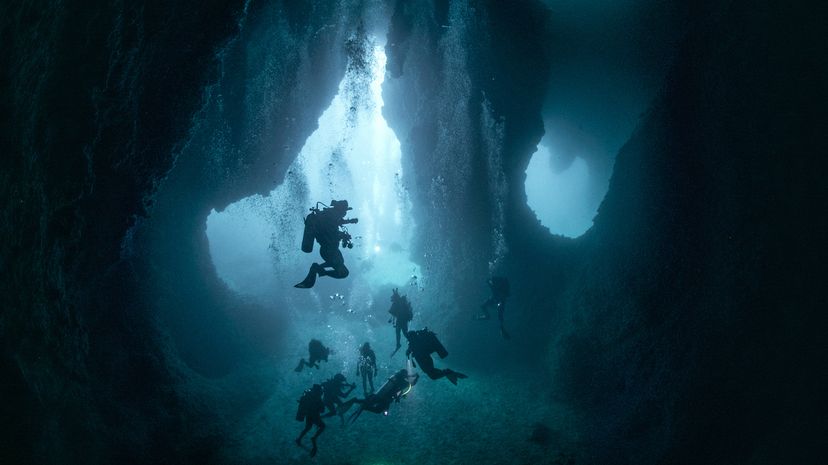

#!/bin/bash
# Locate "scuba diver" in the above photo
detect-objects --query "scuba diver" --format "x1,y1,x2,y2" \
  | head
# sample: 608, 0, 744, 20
405, 328, 467, 385
295, 384, 325, 457
356, 342, 377, 395
320, 373, 356, 425
295, 199, 358, 289
475, 275, 511, 339
341, 367, 419, 424
388, 288, 414, 356
294, 339, 332, 372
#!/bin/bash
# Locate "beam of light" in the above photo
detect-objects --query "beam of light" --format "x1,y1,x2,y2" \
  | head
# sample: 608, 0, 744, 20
206, 40, 420, 303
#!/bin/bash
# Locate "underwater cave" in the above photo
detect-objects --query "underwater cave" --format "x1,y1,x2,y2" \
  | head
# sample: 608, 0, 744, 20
1, 1, 826, 465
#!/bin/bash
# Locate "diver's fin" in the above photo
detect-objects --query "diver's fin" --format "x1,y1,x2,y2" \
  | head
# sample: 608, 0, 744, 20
445, 370, 458, 385
338, 399, 356, 416
390, 346, 401, 358
348, 406, 364, 425
294, 359, 304, 372
445, 369, 467, 385
294, 264, 319, 288
500, 327, 511, 340
310, 438, 318, 457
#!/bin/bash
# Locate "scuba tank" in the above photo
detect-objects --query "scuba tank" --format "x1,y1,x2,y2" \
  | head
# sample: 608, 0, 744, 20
295, 385, 320, 421
301, 209, 318, 253
296, 392, 309, 421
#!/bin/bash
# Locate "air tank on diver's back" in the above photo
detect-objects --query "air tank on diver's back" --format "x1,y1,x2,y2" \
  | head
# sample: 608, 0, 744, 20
301, 206, 319, 253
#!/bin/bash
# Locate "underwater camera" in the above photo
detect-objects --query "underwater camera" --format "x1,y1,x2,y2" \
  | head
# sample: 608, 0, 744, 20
341, 230, 354, 249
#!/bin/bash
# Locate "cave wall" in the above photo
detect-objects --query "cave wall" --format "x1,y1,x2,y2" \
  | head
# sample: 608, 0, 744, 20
0, 0, 361, 462
382, 0, 562, 360
0, 1, 248, 462
2, 0, 825, 463
544, 1, 827, 463
133, 0, 356, 378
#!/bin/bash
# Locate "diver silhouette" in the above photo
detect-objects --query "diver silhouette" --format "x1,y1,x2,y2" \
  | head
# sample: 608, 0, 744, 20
341, 368, 419, 424
388, 288, 414, 356
295, 199, 358, 288
356, 342, 377, 395
475, 276, 511, 339
320, 373, 356, 425
295, 384, 325, 457
294, 339, 332, 372
405, 328, 467, 385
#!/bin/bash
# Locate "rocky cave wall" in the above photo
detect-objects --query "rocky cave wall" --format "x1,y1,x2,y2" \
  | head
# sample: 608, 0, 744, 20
539, 1, 827, 464
2, 0, 825, 464
0, 1, 249, 462
382, 0, 564, 363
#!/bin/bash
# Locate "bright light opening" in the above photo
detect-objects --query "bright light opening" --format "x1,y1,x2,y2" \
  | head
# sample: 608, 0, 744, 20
206, 40, 420, 304
524, 144, 599, 238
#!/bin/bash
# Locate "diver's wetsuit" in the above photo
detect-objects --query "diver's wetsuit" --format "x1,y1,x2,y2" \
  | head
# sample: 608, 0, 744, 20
295, 202, 356, 288
295, 339, 330, 372
344, 369, 419, 424
405, 329, 467, 385
357, 345, 377, 395
296, 386, 325, 457
321, 376, 355, 423
389, 290, 413, 352
480, 276, 510, 339
315, 211, 349, 279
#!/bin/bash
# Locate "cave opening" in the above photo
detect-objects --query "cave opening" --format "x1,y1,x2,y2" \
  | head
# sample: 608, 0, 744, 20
205, 37, 421, 356
524, 140, 609, 238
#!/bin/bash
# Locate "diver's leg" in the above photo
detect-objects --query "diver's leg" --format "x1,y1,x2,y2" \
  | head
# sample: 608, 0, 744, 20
394, 326, 402, 349
294, 358, 307, 372
497, 302, 510, 339
321, 399, 336, 418
347, 404, 365, 424
333, 398, 346, 425
319, 248, 349, 279
316, 247, 336, 276
415, 354, 444, 380
296, 417, 313, 444
310, 417, 325, 457
338, 398, 358, 419
326, 262, 349, 279
477, 298, 494, 319
294, 263, 322, 288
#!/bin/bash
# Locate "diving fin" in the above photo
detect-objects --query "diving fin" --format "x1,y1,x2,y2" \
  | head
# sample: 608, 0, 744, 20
294, 264, 319, 288
445, 369, 467, 385
348, 406, 364, 425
